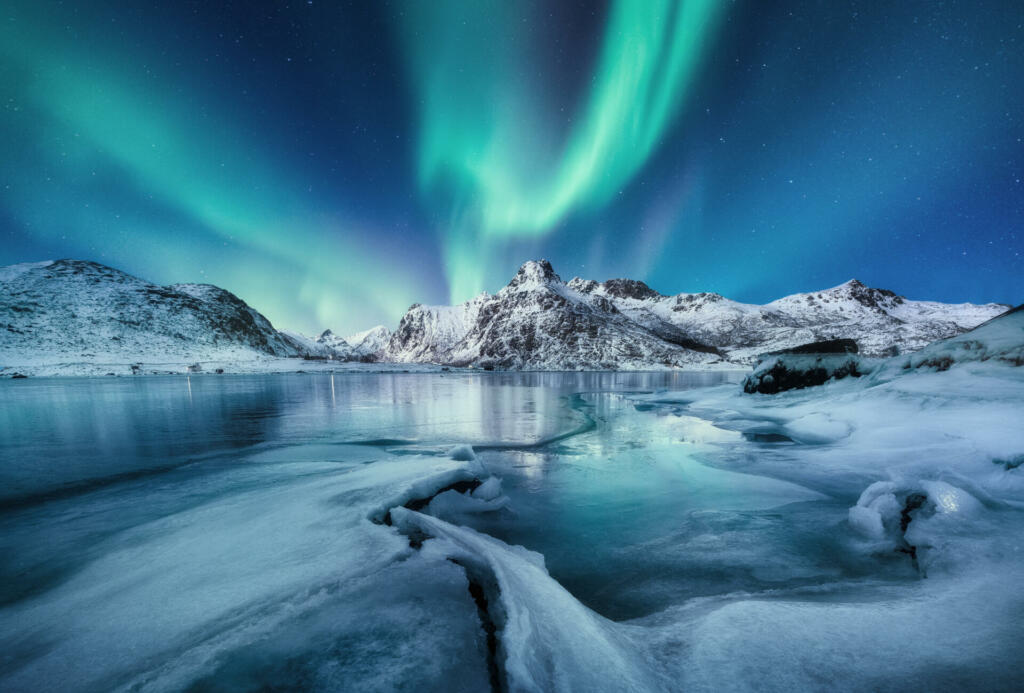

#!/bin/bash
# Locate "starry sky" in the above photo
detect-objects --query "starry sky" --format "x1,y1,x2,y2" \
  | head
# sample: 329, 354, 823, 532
1, 1, 1021, 335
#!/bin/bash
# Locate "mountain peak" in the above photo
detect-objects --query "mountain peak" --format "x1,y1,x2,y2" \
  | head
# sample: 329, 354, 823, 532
507, 259, 562, 290
600, 278, 662, 301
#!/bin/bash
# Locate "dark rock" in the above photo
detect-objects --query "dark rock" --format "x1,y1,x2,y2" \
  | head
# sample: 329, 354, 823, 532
766, 338, 859, 356
743, 354, 865, 394
600, 278, 661, 301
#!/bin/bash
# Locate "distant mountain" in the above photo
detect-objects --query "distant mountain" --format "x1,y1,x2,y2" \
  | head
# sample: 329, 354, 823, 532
345, 325, 392, 358
384, 260, 728, 370
0, 258, 1009, 374
384, 260, 1009, 368
0, 259, 317, 368
570, 274, 1007, 363
279, 330, 352, 360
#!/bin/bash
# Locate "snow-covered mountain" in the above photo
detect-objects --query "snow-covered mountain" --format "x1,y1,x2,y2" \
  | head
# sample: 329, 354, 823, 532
569, 272, 1007, 363
279, 330, 352, 360
0, 259, 316, 369
384, 261, 728, 370
1, 258, 1009, 374
385, 260, 1008, 368
344, 325, 392, 359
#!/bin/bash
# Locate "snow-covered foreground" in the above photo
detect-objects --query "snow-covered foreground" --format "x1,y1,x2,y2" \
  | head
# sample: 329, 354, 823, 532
0, 366, 1021, 691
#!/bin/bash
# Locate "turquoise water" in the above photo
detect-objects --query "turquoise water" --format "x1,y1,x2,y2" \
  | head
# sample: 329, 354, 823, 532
0, 371, 925, 691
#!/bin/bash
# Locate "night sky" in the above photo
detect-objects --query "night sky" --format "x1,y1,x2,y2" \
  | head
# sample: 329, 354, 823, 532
1, 1, 1021, 334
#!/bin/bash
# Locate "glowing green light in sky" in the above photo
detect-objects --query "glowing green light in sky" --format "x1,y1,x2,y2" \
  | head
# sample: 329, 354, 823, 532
401, 0, 724, 301
0, 10, 422, 334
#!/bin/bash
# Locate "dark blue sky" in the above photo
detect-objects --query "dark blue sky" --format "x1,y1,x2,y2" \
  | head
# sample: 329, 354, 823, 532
1, 0, 1021, 333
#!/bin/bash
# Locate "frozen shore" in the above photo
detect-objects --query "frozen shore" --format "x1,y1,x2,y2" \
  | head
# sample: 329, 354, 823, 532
1, 311, 1022, 691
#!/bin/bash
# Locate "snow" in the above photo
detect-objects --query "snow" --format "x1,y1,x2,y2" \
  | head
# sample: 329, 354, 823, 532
385, 261, 1005, 370
0, 259, 303, 372
572, 275, 1007, 364
894, 304, 1024, 371
2, 347, 1022, 689
344, 324, 391, 356
393, 508, 665, 692
0, 449, 492, 691
278, 329, 346, 359
0, 259, 54, 282
1, 258, 1007, 374
385, 295, 491, 364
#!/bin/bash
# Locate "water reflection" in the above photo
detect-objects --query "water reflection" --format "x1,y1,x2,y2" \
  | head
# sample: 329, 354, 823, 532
0, 371, 742, 506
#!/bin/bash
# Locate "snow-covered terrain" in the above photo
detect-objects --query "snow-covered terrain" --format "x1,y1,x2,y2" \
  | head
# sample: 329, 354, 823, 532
344, 325, 392, 358
385, 261, 730, 370
740, 304, 1023, 394
1, 258, 1008, 375
0, 259, 376, 376
569, 272, 1007, 363
385, 260, 1006, 369
0, 260, 305, 372
2, 310, 1021, 690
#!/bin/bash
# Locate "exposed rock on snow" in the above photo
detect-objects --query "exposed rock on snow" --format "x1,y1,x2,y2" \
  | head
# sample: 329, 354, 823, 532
764, 338, 860, 356
0, 257, 1009, 374
312, 329, 353, 356
743, 339, 868, 394
573, 274, 1007, 363
0, 260, 305, 370
742, 353, 868, 395
386, 261, 1006, 369
279, 330, 350, 360
743, 305, 1024, 395
384, 260, 727, 370
895, 303, 1024, 372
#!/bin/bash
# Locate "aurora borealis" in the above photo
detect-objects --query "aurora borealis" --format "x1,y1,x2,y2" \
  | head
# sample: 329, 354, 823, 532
1, 1, 1021, 334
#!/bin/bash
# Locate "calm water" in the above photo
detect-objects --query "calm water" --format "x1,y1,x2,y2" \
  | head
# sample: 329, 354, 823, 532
0, 371, 916, 691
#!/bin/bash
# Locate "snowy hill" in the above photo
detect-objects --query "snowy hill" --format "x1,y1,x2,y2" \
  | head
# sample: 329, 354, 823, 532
344, 325, 391, 359
0, 259, 310, 371
386, 261, 1007, 369
384, 261, 728, 370
896, 303, 1024, 372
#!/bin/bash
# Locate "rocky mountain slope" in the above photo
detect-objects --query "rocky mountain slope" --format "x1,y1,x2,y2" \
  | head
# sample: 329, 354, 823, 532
0, 259, 319, 369
1, 258, 1009, 373
384, 260, 1008, 368
570, 276, 1007, 363
384, 261, 728, 370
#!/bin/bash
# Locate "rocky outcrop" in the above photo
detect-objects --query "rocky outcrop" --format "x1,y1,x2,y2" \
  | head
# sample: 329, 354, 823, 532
384, 261, 726, 370
742, 340, 868, 394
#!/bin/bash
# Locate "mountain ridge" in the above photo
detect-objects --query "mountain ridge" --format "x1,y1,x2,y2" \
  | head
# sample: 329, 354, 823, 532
0, 258, 1010, 373
381, 260, 1010, 367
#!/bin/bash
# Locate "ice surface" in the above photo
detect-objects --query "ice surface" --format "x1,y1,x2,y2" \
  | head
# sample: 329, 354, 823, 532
0, 451, 486, 691
394, 508, 665, 693
1, 362, 1022, 691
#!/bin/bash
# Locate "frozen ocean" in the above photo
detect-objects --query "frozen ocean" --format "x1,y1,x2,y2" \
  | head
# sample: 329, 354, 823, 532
1, 369, 1022, 692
